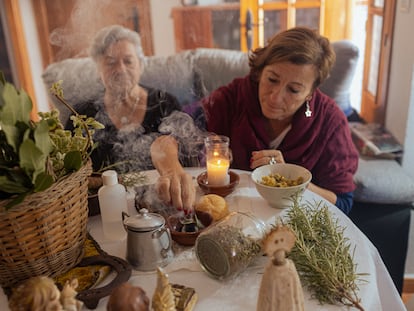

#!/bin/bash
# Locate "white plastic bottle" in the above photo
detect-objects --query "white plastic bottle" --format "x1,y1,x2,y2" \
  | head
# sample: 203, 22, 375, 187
98, 170, 128, 240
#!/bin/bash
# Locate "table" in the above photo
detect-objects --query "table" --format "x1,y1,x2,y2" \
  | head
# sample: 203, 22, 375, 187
0, 168, 406, 311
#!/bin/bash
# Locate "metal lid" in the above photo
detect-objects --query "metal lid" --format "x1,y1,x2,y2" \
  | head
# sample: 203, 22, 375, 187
123, 208, 165, 232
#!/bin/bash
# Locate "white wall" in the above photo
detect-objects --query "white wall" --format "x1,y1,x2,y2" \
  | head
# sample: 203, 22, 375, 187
18, 0, 49, 112
386, 1, 414, 277
150, 0, 180, 56
386, 1, 414, 178
403, 65, 414, 177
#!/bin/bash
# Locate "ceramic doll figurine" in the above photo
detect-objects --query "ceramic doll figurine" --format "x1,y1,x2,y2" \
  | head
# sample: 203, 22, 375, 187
107, 282, 150, 311
60, 279, 83, 311
256, 224, 305, 311
8, 276, 63, 311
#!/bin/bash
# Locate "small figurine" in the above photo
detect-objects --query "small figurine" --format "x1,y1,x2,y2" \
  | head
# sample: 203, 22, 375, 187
8, 276, 63, 311
107, 282, 150, 311
256, 224, 305, 311
60, 279, 83, 311
151, 267, 198, 311
152, 267, 176, 311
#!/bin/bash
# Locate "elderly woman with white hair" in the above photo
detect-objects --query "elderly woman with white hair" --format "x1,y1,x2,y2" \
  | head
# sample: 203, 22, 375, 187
66, 24, 183, 173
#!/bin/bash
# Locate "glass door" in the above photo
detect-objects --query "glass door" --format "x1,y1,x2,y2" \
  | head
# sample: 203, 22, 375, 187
360, 0, 396, 124
240, 0, 324, 51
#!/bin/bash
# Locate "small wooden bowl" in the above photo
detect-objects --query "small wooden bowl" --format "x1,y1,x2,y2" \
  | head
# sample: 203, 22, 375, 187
167, 210, 213, 246
88, 193, 101, 216
197, 171, 240, 197
88, 173, 102, 216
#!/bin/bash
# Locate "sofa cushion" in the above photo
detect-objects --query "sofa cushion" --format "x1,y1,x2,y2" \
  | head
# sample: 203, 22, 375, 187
141, 50, 197, 106
192, 48, 249, 97
320, 40, 359, 117
353, 158, 414, 204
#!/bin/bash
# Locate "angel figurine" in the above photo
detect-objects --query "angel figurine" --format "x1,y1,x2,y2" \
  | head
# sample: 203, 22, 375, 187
60, 279, 83, 311
256, 224, 305, 311
8, 276, 63, 311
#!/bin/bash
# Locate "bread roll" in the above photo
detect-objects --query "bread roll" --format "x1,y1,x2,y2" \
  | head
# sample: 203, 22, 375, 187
195, 194, 229, 221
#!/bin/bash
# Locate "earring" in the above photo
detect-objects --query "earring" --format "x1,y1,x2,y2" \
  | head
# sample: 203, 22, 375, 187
305, 100, 312, 118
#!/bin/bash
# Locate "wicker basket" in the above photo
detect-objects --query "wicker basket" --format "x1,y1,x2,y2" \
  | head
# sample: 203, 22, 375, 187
0, 163, 92, 289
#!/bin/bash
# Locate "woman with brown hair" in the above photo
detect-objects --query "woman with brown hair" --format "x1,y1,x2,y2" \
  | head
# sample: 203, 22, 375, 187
152, 27, 358, 214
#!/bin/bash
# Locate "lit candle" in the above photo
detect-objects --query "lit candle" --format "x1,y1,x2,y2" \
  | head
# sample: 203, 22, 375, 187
207, 156, 230, 186
205, 135, 231, 186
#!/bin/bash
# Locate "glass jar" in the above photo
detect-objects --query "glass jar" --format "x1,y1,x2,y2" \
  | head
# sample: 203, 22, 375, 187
195, 211, 265, 280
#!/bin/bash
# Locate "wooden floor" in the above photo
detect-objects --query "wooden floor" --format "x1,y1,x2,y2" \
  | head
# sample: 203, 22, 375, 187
403, 292, 414, 304
403, 278, 414, 305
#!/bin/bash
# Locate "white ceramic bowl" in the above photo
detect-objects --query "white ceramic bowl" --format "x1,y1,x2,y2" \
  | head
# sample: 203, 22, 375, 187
251, 164, 312, 209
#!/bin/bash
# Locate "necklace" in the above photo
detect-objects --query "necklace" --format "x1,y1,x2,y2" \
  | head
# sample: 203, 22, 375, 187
118, 96, 141, 126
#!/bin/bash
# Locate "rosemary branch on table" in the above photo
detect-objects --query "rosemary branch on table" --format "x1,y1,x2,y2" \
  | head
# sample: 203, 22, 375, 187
284, 195, 367, 311
120, 171, 148, 188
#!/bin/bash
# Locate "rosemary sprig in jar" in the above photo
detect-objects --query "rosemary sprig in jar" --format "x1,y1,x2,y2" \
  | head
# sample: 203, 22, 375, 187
285, 195, 367, 311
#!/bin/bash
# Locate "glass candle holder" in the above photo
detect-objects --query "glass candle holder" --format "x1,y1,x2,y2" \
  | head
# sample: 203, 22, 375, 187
204, 135, 231, 186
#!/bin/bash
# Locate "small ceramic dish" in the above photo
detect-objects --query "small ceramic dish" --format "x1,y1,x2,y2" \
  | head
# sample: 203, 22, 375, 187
167, 210, 213, 246
197, 171, 240, 197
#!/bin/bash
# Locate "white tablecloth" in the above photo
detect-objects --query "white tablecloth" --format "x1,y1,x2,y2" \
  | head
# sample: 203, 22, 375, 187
0, 168, 407, 310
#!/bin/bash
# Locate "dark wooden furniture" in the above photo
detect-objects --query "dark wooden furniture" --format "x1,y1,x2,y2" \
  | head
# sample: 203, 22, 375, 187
171, 4, 240, 52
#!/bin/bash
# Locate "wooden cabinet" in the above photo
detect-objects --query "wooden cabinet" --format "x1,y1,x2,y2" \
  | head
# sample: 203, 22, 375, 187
171, 4, 240, 52
32, 0, 153, 68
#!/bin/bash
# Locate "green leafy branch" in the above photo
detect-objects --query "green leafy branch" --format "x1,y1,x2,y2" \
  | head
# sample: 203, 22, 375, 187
49, 82, 100, 158
284, 195, 367, 310
0, 74, 103, 209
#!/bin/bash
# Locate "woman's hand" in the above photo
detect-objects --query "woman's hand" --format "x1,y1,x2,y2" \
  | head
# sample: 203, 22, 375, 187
151, 135, 196, 213
155, 171, 195, 214
250, 150, 285, 169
